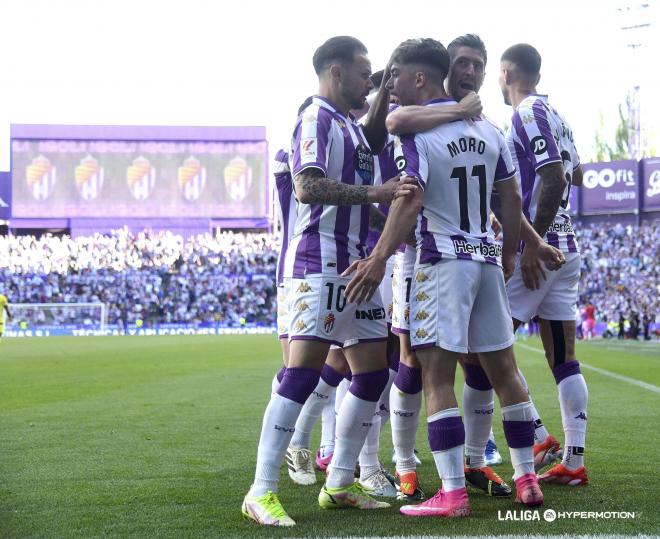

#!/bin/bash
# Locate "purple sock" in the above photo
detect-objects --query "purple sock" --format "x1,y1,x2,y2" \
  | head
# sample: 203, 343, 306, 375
428, 416, 465, 451
320, 363, 344, 387
275, 366, 286, 384
394, 363, 422, 394
349, 369, 389, 402
503, 420, 534, 448
463, 362, 492, 391
276, 367, 320, 405
552, 360, 581, 385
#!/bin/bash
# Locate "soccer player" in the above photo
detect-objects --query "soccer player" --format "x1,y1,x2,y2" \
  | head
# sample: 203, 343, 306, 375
499, 43, 589, 486
242, 35, 415, 526
345, 37, 544, 516
0, 292, 12, 341
385, 34, 564, 498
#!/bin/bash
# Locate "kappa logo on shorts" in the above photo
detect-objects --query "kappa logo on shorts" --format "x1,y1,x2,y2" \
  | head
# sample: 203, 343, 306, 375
415, 291, 430, 301
295, 301, 310, 312
404, 307, 410, 322
387, 303, 393, 317
296, 282, 312, 293
294, 320, 307, 331
392, 277, 399, 288
324, 313, 336, 333
393, 262, 400, 271
415, 328, 429, 339
415, 272, 429, 282
414, 310, 429, 320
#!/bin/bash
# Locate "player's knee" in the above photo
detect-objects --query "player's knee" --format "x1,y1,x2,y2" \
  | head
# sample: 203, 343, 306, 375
349, 368, 389, 402
276, 367, 321, 405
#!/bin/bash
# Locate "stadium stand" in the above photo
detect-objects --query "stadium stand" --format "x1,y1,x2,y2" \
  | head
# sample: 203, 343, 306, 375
0, 222, 657, 334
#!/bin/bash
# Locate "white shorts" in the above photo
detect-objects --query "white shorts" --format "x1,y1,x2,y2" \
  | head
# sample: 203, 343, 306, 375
391, 246, 416, 335
276, 280, 291, 339
506, 252, 580, 322
286, 275, 388, 348
379, 256, 395, 325
410, 259, 514, 354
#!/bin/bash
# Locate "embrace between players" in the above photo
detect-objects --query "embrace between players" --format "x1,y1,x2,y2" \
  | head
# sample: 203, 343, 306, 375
243, 34, 589, 526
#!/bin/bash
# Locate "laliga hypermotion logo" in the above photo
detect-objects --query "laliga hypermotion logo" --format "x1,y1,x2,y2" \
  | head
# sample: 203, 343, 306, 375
75, 155, 104, 201
224, 156, 252, 202
647, 170, 660, 198
127, 156, 156, 201
178, 156, 206, 202
26, 155, 56, 201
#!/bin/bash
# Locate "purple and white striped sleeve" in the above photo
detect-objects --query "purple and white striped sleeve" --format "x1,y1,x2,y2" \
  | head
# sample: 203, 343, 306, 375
494, 132, 516, 182
292, 105, 332, 177
395, 134, 428, 189
512, 102, 560, 171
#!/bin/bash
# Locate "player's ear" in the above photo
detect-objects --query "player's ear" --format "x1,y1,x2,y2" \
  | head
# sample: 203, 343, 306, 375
535, 73, 541, 85
415, 71, 425, 88
329, 64, 342, 81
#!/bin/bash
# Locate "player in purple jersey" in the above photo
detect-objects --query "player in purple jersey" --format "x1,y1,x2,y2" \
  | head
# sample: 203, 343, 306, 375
346, 38, 544, 516
499, 43, 588, 487
242, 36, 416, 527
385, 34, 564, 499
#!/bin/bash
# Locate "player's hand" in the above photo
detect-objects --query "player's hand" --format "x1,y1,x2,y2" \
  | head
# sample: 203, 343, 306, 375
458, 91, 482, 119
502, 253, 516, 282
342, 255, 386, 304
374, 175, 417, 204
538, 243, 565, 271
490, 213, 502, 240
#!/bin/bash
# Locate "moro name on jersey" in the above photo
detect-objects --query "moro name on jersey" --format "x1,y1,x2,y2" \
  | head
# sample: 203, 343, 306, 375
447, 136, 486, 158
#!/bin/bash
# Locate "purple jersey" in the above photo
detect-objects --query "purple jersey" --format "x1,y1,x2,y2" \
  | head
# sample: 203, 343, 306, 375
273, 148, 296, 285
506, 94, 580, 253
283, 96, 375, 277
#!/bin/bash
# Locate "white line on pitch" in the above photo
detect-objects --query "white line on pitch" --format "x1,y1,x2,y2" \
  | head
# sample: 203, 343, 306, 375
515, 341, 660, 395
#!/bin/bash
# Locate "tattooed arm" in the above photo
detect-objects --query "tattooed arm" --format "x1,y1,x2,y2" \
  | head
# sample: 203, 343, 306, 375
532, 162, 567, 238
294, 167, 414, 206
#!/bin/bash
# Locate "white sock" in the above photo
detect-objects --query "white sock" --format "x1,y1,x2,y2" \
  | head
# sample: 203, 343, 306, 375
290, 379, 336, 449
249, 393, 303, 497
428, 408, 465, 492
462, 383, 494, 470
326, 391, 378, 488
558, 373, 588, 470
359, 414, 382, 479
502, 401, 535, 481
517, 368, 549, 444
271, 373, 280, 395
319, 391, 336, 457
377, 369, 397, 426
389, 383, 422, 474
335, 378, 350, 414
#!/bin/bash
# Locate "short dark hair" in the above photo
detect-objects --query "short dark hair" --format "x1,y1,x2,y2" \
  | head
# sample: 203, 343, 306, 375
312, 36, 368, 75
501, 43, 542, 77
391, 38, 449, 82
370, 69, 384, 88
448, 34, 487, 65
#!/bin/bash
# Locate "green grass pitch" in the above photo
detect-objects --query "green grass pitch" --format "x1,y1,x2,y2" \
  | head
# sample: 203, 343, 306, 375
1, 335, 659, 538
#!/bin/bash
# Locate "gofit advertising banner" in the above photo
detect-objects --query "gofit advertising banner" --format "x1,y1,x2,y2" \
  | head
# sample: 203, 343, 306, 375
580, 160, 639, 215
11, 139, 268, 218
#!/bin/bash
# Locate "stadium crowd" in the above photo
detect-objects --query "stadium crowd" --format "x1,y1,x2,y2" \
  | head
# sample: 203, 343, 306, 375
0, 229, 278, 327
0, 222, 657, 333
578, 221, 658, 338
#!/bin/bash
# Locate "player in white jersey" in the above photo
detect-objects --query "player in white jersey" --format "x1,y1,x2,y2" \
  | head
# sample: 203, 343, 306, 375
499, 43, 588, 486
384, 34, 565, 499
242, 36, 417, 527
345, 38, 544, 516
